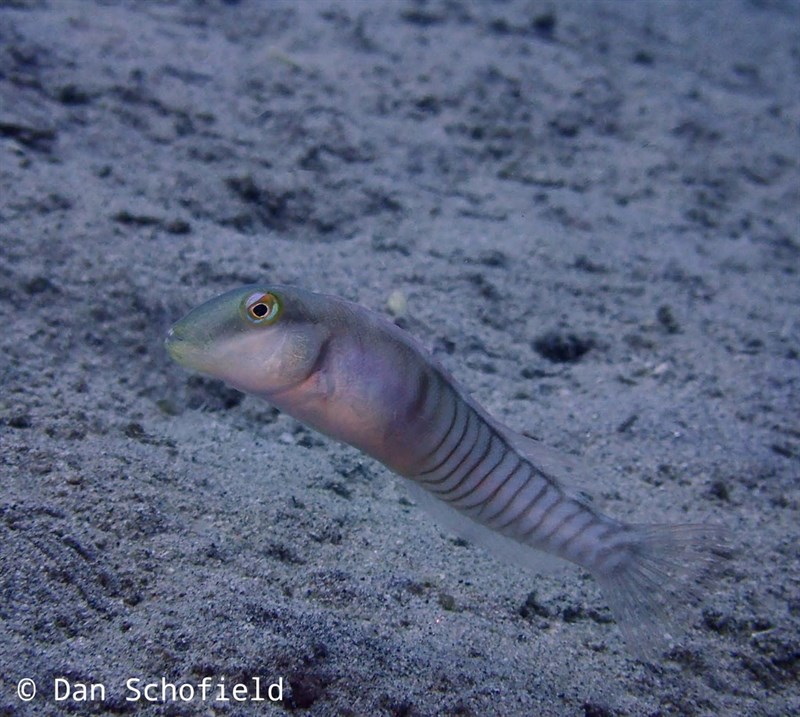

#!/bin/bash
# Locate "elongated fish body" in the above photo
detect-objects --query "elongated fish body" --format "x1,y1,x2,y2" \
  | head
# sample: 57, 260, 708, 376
166, 284, 727, 657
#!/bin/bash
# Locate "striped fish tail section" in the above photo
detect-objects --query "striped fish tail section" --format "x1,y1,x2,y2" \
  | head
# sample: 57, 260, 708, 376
409, 384, 616, 566
477, 465, 613, 567
412, 390, 525, 515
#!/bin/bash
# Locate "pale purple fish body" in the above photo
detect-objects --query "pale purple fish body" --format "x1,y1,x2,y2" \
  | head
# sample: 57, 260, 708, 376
165, 284, 727, 658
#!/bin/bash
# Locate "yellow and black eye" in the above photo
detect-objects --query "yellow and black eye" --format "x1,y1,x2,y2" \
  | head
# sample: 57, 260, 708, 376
243, 291, 281, 324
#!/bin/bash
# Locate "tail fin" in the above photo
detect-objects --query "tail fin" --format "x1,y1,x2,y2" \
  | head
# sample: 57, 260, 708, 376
592, 523, 731, 660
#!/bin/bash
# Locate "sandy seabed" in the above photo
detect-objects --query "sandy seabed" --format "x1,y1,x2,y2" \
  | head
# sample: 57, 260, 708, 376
1, 1, 798, 715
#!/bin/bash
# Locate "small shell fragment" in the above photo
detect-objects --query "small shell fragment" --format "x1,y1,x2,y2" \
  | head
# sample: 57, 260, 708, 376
387, 290, 407, 318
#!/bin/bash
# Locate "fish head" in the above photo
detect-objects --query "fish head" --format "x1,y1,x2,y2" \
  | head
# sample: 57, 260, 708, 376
165, 284, 328, 397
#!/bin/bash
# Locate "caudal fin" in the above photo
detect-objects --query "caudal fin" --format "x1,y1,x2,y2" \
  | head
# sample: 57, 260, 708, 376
593, 523, 731, 659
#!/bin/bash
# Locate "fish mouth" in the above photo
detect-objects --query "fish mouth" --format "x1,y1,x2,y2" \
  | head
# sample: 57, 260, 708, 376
165, 324, 191, 365
165, 320, 222, 375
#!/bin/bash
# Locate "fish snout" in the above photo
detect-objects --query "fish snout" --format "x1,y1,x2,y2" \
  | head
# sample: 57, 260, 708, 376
165, 324, 188, 363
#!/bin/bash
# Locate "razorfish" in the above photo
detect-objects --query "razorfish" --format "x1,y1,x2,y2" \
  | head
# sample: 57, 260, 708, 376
165, 284, 727, 658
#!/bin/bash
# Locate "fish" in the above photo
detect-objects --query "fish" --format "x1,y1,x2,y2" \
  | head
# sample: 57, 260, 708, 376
165, 284, 728, 658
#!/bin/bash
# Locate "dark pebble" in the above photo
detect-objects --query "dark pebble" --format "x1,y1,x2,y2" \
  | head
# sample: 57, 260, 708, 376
164, 219, 191, 234
519, 590, 550, 619
286, 671, 327, 709
532, 12, 556, 38
657, 304, 680, 333
24, 276, 58, 295
438, 593, 456, 611
533, 331, 594, 363
8, 413, 32, 429
709, 479, 730, 501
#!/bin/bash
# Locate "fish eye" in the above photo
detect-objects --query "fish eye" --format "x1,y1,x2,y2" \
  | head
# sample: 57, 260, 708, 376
243, 291, 281, 324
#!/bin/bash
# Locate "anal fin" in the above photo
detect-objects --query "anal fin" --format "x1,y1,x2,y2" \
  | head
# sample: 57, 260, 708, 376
403, 478, 567, 575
